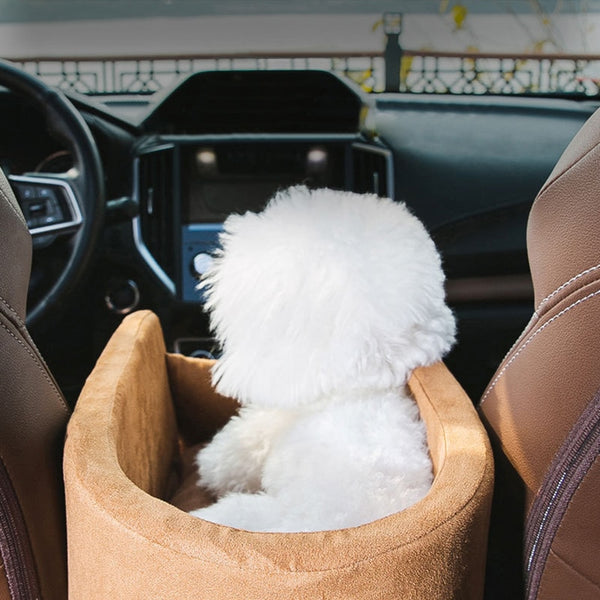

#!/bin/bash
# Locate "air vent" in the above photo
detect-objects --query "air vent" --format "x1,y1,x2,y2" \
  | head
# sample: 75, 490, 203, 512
143, 71, 364, 134
135, 145, 176, 286
352, 143, 393, 198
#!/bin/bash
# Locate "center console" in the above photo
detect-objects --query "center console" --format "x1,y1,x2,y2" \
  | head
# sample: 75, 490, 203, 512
134, 136, 392, 303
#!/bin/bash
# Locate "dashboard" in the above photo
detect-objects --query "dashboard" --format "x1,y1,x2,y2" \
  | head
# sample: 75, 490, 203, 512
0, 68, 393, 391
130, 71, 392, 307
2, 64, 597, 401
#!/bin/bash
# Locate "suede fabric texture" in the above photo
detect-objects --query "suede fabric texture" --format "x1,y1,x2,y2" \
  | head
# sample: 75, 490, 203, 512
64, 310, 493, 599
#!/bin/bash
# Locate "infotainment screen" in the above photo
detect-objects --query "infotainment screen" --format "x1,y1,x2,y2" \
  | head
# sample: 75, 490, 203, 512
183, 142, 347, 223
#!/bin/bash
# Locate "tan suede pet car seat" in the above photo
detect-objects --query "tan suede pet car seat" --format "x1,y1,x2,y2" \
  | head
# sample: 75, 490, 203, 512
64, 309, 493, 599
480, 107, 600, 599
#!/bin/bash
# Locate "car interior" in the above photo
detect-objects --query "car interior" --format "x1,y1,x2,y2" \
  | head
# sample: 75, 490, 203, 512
0, 8, 599, 597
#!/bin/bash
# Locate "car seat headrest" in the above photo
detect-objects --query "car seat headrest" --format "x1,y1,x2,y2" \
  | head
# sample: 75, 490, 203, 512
527, 108, 600, 312
0, 167, 32, 321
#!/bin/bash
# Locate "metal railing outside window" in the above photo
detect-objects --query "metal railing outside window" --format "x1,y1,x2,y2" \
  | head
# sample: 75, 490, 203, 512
10, 51, 600, 97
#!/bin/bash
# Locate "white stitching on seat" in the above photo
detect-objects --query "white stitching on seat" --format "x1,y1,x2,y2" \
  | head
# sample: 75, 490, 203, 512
534, 263, 600, 316
0, 293, 22, 325
0, 318, 69, 414
0, 294, 63, 391
491, 309, 540, 376
481, 288, 600, 405
0, 184, 27, 229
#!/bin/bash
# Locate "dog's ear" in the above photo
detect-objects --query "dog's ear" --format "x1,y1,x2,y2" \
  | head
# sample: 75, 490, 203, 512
202, 186, 456, 409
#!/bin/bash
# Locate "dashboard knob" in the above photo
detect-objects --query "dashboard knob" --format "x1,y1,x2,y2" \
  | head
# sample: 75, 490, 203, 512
104, 279, 140, 315
192, 252, 214, 278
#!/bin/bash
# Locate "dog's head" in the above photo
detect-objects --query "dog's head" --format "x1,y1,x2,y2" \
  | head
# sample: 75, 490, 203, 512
201, 186, 455, 408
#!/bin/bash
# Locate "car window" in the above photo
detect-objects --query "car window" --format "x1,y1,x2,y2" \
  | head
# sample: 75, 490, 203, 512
0, 0, 599, 98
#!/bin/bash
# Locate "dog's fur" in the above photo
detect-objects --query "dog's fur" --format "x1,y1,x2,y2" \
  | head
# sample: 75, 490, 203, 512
190, 186, 456, 532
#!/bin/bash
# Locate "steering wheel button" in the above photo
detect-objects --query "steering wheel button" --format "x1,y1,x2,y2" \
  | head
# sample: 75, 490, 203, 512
21, 186, 35, 199
28, 201, 47, 216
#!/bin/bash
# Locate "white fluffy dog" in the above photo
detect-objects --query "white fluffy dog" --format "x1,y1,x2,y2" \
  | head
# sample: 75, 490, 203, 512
190, 186, 456, 532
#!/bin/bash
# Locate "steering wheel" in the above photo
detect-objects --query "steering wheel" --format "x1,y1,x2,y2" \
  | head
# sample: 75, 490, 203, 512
0, 59, 105, 329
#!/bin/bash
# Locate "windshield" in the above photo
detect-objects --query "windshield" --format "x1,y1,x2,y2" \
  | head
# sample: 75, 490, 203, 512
1, 0, 599, 97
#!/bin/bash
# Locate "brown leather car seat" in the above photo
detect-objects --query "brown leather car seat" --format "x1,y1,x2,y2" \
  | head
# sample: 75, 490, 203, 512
479, 108, 600, 599
0, 167, 70, 600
